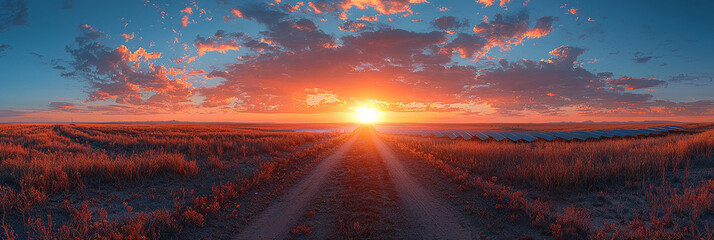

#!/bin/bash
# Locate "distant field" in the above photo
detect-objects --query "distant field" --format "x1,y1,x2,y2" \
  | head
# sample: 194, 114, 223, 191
375, 122, 714, 131
1, 123, 713, 239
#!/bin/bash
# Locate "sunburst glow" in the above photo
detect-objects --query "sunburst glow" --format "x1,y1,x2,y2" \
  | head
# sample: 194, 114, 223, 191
355, 107, 380, 123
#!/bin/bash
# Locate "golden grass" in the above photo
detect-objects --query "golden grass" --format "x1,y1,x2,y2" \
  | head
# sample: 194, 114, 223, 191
385, 129, 714, 189
0, 123, 345, 239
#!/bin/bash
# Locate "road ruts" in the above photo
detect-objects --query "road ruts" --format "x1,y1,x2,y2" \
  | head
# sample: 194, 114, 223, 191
235, 133, 358, 240
371, 129, 473, 240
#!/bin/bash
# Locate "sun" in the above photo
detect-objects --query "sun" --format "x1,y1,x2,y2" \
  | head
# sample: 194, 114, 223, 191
355, 107, 380, 123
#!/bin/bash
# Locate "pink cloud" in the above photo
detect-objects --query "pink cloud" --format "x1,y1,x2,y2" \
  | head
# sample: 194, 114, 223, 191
194, 30, 242, 56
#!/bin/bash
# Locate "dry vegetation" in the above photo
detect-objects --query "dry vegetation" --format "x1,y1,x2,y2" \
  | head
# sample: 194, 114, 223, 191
388, 129, 714, 189
384, 125, 714, 239
2, 122, 713, 239
0, 123, 346, 239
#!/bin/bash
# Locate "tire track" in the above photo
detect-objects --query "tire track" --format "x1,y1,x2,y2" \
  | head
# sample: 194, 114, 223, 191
371, 129, 473, 240
235, 132, 358, 240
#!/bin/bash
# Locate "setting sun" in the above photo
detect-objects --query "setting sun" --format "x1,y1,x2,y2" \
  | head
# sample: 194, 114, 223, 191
356, 107, 380, 123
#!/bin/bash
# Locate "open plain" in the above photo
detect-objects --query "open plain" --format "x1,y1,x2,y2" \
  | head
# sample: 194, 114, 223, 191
1, 123, 713, 239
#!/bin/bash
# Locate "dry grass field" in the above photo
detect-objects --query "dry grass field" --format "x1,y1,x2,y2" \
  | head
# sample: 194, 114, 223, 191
1, 123, 713, 239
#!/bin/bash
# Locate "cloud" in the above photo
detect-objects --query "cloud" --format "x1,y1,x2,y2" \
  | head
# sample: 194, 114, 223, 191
194, 30, 242, 56
472, 12, 554, 54
61, 0, 75, 9
48, 101, 80, 112
524, 16, 554, 38
61, 25, 194, 111
0, 110, 27, 118
193, 6, 563, 113
0, 0, 28, 31
197, 27, 466, 112
632, 51, 660, 64
75, 24, 105, 45
50, 1, 712, 118
305, 0, 427, 15
338, 20, 368, 32
122, 32, 135, 42
608, 77, 667, 90
0, 44, 9, 57
444, 33, 487, 58
633, 56, 653, 63
439, 12, 555, 59
232, 3, 334, 51
476, 0, 510, 7
462, 46, 711, 116
432, 16, 468, 30
669, 73, 714, 86
357, 15, 378, 21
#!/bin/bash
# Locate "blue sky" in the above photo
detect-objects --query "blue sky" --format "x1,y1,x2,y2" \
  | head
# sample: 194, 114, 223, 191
0, 0, 712, 122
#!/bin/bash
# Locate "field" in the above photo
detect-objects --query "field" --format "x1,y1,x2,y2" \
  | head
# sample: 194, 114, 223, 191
1, 123, 713, 239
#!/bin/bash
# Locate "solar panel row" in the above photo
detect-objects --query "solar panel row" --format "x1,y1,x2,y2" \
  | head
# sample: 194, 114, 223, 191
376, 125, 685, 142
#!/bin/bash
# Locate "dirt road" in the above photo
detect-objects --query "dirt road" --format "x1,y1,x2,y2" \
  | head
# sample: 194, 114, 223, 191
371, 130, 473, 240
237, 128, 472, 239
236, 134, 358, 240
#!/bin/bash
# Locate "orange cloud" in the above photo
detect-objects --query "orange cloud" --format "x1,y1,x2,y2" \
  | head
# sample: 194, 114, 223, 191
339, 21, 366, 32
286, 2, 304, 12
358, 15, 379, 21
185, 69, 206, 75
307, 2, 326, 13
181, 15, 190, 27
180, 7, 193, 14
337, 0, 427, 15
568, 8, 578, 14
116, 45, 161, 62
524, 17, 554, 38
477, 0, 510, 7
196, 42, 240, 56
121, 32, 135, 42
231, 8, 244, 18
194, 31, 242, 56
167, 68, 185, 76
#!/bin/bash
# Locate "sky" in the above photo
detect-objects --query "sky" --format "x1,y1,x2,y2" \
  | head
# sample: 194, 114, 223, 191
0, 0, 713, 123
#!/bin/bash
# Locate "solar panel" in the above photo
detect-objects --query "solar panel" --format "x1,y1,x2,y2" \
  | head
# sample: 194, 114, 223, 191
446, 131, 460, 139
375, 125, 681, 143
500, 132, 523, 141
454, 131, 471, 140
470, 131, 490, 141
530, 132, 556, 141
667, 126, 685, 131
649, 127, 671, 132
645, 127, 665, 133
572, 131, 601, 139
456, 131, 473, 140
623, 129, 642, 137
638, 129, 658, 135
514, 132, 538, 142
550, 132, 575, 140
670, 126, 685, 130
618, 129, 637, 137
567, 132, 591, 140
586, 130, 609, 138
485, 131, 507, 141
661, 126, 677, 132
591, 130, 615, 138
631, 129, 649, 136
